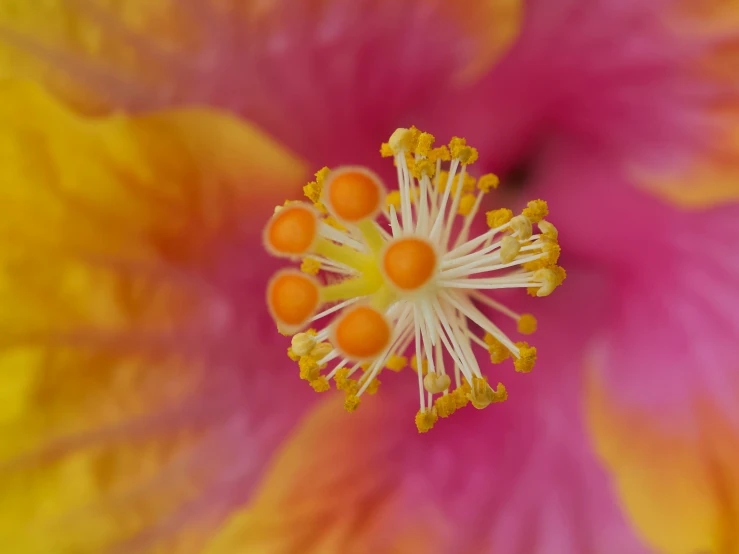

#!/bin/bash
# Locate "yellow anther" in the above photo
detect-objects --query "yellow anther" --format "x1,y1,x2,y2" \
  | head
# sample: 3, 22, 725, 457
380, 142, 394, 157
324, 216, 347, 231
541, 241, 561, 265
287, 347, 300, 362
499, 235, 521, 264
412, 158, 436, 179
411, 354, 428, 375
415, 407, 438, 433
299, 356, 321, 381
484, 333, 511, 364
303, 181, 321, 203
415, 132, 435, 157
388, 128, 415, 153
310, 377, 330, 392
428, 146, 451, 163
457, 193, 477, 216
510, 215, 533, 240
469, 376, 495, 409
344, 394, 361, 412
514, 342, 537, 373
310, 342, 333, 361
291, 333, 317, 357
385, 354, 408, 372
538, 220, 558, 239
522, 199, 549, 223
434, 394, 457, 418
486, 208, 513, 229
452, 382, 471, 409
456, 174, 477, 194
517, 314, 538, 335
307, 328, 318, 336
315, 166, 330, 185
366, 378, 381, 395
334, 367, 351, 389
386, 190, 402, 210
423, 372, 451, 394
300, 258, 321, 275
533, 266, 566, 297
477, 173, 500, 193
492, 382, 508, 403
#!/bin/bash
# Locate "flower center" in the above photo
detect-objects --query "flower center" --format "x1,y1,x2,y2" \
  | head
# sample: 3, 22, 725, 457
383, 237, 437, 291
263, 127, 566, 432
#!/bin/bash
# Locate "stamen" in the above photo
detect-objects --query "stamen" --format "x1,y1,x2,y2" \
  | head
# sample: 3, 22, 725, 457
264, 127, 566, 432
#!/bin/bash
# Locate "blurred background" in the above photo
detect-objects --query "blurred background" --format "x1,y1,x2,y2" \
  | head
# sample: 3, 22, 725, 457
0, 1, 738, 553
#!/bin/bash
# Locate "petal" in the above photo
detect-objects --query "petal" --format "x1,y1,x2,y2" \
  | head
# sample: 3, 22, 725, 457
205, 270, 651, 554
0, 1, 522, 166
0, 81, 312, 551
586, 203, 739, 553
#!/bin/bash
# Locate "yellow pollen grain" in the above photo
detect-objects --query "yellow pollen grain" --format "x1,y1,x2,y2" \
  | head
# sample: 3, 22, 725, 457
386, 190, 402, 210
310, 377, 330, 392
435, 394, 457, 418
385, 354, 408, 372
299, 356, 321, 381
457, 193, 477, 216
522, 199, 549, 223
303, 181, 321, 203
517, 314, 538, 335
514, 342, 537, 373
324, 215, 347, 231
415, 132, 435, 157
415, 407, 438, 433
388, 128, 415, 153
449, 137, 478, 164
412, 158, 436, 179
366, 378, 381, 395
477, 173, 500, 193
452, 383, 471, 409
344, 394, 361, 412
428, 146, 451, 163
300, 258, 321, 275
486, 208, 513, 229
411, 354, 429, 375
485, 333, 511, 364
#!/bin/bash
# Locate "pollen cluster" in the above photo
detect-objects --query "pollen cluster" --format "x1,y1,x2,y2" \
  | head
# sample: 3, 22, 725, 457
264, 127, 566, 433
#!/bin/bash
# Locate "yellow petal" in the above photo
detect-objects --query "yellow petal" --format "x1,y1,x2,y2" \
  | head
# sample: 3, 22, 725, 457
0, 80, 307, 551
587, 370, 739, 554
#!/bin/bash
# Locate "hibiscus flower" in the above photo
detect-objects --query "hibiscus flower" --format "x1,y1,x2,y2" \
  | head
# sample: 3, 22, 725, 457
0, 1, 737, 553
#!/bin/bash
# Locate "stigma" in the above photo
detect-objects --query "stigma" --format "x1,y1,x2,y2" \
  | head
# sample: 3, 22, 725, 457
264, 127, 565, 432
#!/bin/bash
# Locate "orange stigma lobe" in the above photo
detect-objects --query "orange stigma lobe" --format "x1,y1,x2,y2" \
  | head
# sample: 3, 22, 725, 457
267, 270, 320, 331
324, 167, 385, 222
383, 237, 437, 291
334, 305, 391, 359
265, 203, 318, 256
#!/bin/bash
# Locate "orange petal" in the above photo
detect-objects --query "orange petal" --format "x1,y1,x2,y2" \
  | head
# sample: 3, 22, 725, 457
205, 394, 449, 554
587, 370, 739, 554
